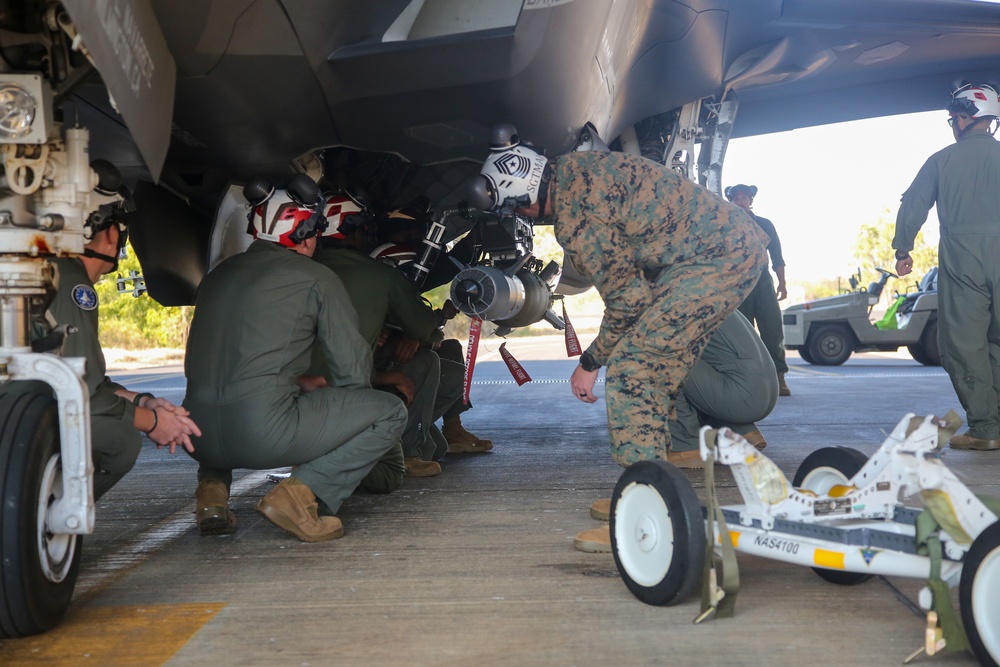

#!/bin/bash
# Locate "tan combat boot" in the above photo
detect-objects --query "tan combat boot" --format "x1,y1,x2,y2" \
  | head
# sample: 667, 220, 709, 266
442, 416, 493, 453
743, 430, 767, 451
590, 498, 611, 522
404, 456, 442, 477
574, 524, 611, 553
195, 479, 237, 535
778, 373, 791, 397
256, 477, 344, 542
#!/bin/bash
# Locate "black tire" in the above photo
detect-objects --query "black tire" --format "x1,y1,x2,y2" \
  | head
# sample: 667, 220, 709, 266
959, 521, 1000, 667
797, 347, 817, 365
791, 447, 871, 586
610, 461, 706, 606
906, 342, 932, 366
917, 318, 941, 367
805, 324, 854, 366
0, 392, 81, 638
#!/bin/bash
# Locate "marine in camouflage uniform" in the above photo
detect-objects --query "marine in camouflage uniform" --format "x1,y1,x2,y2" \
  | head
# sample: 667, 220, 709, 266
550, 152, 769, 465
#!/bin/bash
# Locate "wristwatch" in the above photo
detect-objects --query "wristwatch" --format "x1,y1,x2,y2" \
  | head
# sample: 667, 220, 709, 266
579, 350, 602, 372
133, 392, 154, 406
894, 249, 911, 261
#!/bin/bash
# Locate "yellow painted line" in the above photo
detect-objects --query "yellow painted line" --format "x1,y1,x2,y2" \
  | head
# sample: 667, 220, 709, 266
0, 603, 224, 666
814, 549, 845, 570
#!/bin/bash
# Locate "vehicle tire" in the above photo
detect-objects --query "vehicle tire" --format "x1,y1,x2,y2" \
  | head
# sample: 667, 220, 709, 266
791, 446, 871, 586
797, 347, 816, 365
805, 324, 854, 366
916, 318, 941, 367
0, 392, 81, 638
610, 461, 706, 606
959, 520, 1000, 667
907, 342, 931, 366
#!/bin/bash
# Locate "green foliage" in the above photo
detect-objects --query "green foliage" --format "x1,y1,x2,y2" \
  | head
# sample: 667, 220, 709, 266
851, 209, 938, 289
95, 242, 193, 349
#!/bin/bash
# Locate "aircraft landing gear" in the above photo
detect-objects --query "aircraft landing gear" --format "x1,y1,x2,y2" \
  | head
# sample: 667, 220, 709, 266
0, 392, 81, 638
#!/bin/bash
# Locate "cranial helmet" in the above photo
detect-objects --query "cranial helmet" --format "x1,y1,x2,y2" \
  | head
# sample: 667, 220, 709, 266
468, 124, 549, 212
948, 83, 1000, 119
724, 184, 757, 202
370, 242, 417, 267
245, 174, 327, 247
321, 192, 367, 239
84, 159, 131, 257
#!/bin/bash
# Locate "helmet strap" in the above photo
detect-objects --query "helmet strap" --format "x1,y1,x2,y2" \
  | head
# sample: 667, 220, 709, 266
82, 248, 120, 272
536, 164, 552, 218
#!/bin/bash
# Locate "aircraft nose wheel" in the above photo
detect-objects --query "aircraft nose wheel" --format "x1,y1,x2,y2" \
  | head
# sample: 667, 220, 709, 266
0, 392, 82, 638
610, 461, 705, 606
960, 521, 1000, 667
37, 453, 79, 583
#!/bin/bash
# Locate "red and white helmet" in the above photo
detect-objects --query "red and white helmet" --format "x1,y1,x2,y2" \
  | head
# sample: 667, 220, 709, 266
249, 189, 324, 248
370, 242, 417, 267
948, 83, 1000, 119
321, 193, 366, 239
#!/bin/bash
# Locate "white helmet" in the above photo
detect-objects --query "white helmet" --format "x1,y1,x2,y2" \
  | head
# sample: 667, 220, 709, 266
948, 83, 1000, 119
370, 242, 417, 267
249, 189, 325, 248
469, 132, 548, 212
321, 193, 367, 239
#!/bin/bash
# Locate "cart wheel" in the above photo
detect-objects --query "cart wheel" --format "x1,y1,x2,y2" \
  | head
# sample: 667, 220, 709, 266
959, 521, 1000, 667
805, 324, 854, 366
610, 461, 706, 606
797, 347, 816, 365
792, 446, 871, 586
0, 392, 81, 638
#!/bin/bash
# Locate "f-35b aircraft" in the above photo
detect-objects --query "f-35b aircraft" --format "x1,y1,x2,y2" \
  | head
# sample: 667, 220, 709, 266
2, 0, 1000, 639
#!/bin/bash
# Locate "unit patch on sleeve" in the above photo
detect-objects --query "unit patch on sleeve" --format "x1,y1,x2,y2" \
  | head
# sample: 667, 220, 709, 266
71, 284, 99, 311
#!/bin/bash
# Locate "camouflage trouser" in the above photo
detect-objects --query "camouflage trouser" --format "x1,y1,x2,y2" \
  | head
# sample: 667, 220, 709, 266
605, 259, 764, 467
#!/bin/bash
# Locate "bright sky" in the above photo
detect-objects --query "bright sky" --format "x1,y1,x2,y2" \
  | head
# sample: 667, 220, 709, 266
722, 109, 955, 283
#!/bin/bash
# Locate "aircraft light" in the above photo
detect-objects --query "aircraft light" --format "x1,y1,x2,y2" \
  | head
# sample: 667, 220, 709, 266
0, 82, 37, 139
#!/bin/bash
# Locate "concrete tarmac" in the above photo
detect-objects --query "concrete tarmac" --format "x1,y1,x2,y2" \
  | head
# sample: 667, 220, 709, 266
0, 344, 995, 666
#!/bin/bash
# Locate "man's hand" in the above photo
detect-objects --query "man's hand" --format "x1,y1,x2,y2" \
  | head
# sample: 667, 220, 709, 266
374, 371, 415, 405
570, 365, 599, 403
145, 408, 201, 455
296, 374, 329, 393
440, 299, 460, 321
896, 256, 914, 277
391, 337, 421, 365
776, 281, 788, 301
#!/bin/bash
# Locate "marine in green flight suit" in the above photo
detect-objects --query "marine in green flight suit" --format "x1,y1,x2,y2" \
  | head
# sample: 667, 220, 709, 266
893, 82, 1000, 451
184, 187, 407, 542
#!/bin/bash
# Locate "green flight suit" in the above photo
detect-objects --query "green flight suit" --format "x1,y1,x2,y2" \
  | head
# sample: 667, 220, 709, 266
738, 212, 789, 375
551, 151, 769, 466
183, 240, 406, 514
894, 131, 1000, 440
670, 311, 778, 451
313, 246, 462, 460
2, 257, 141, 500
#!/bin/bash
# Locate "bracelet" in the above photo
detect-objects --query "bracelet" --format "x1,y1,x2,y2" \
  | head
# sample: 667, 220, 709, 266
133, 392, 154, 407
145, 408, 158, 436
